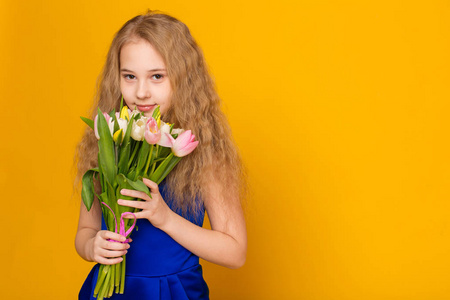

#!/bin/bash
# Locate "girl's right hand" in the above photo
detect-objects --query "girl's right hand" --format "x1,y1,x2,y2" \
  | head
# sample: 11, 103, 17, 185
88, 230, 131, 265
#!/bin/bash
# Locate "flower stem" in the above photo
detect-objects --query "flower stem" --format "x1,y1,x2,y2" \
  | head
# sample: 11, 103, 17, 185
115, 261, 121, 287
144, 145, 154, 175
149, 145, 159, 176
97, 267, 111, 300
94, 264, 108, 297
108, 265, 115, 297
128, 142, 139, 169
120, 254, 126, 294
115, 144, 119, 165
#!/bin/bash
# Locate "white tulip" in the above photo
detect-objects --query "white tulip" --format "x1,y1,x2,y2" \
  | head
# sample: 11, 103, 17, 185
131, 117, 148, 141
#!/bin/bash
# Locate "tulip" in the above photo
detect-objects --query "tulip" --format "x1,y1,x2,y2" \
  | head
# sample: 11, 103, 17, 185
144, 117, 161, 145
157, 122, 173, 147
117, 118, 128, 133
130, 107, 140, 119
171, 130, 199, 157
171, 128, 185, 135
131, 117, 148, 141
113, 128, 123, 144
120, 106, 130, 121
113, 112, 128, 143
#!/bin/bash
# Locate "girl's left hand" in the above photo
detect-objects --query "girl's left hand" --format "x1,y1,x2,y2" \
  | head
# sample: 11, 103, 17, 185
118, 178, 172, 229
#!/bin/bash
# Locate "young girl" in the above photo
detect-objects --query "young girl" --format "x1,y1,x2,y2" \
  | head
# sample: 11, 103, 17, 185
75, 11, 247, 299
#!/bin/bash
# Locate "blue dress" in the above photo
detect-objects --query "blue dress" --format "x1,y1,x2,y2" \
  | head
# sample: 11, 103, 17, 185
79, 182, 209, 299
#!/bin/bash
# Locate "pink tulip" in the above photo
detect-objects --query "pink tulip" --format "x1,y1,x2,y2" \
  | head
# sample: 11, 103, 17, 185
158, 132, 175, 148
157, 122, 174, 147
171, 130, 199, 157
144, 117, 161, 145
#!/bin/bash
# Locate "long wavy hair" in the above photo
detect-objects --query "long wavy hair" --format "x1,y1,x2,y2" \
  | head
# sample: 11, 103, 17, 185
74, 11, 246, 216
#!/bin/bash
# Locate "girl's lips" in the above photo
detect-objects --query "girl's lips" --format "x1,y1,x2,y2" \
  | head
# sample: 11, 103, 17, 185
136, 105, 156, 112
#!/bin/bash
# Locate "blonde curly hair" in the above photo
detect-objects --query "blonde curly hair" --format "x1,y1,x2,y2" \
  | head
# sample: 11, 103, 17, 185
74, 11, 246, 216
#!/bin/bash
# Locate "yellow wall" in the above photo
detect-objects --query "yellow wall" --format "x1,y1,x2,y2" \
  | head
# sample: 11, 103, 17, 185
1, 0, 449, 299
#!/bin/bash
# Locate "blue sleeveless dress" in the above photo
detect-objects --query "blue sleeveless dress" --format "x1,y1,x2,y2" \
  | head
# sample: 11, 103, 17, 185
79, 182, 209, 299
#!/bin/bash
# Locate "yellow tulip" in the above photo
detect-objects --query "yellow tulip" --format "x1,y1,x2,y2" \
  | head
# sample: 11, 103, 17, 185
120, 106, 129, 121
113, 128, 123, 143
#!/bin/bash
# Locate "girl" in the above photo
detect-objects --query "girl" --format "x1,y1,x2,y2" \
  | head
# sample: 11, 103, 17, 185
75, 11, 247, 299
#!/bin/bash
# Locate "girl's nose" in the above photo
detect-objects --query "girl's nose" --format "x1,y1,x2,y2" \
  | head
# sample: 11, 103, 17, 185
136, 81, 151, 99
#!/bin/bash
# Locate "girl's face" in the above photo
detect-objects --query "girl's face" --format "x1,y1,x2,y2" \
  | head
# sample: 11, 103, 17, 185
120, 39, 172, 117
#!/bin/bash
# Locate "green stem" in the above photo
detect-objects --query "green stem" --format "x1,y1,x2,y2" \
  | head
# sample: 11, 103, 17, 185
144, 145, 154, 175
128, 142, 139, 169
115, 261, 121, 287
97, 267, 111, 300
115, 144, 119, 166
108, 265, 115, 297
94, 265, 108, 297
150, 162, 156, 176
151, 145, 159, 176
120, 255, 126, 294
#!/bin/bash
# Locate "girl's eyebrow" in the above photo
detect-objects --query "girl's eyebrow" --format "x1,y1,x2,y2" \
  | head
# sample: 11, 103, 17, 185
120, 68, 167, 72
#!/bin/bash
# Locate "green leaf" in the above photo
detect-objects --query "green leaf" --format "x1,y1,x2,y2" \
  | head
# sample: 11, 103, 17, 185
151, 154, 182, 184
112, 112, 120, 133
98, 191, 112, 229
118, 141, 130, 174
157, 146, 171, 159
97, 108, 116, 185
115, 181, 133, 215
81, 169, 99, 211
152, 106, 160, 119
116, 174, 146, 217
116, 174, 137, 200
127, 168, 136, 180
105, 180, 119, 231
118, 115, 134, 174
122, 114, 135, 146
80, 116, 94, 130
117, 173, 151, 197
149, 153, 176, 183
136, 141, 150, 174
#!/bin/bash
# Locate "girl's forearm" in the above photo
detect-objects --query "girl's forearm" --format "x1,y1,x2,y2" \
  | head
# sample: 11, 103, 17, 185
160, 211, 246, 269
75, 227, 96, 262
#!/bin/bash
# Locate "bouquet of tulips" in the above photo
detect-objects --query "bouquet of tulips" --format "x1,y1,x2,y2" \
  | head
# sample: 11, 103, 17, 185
80, 100, 198, 299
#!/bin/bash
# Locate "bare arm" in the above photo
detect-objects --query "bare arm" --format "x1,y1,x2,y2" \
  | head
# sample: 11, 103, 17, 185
119, 178, 247, 269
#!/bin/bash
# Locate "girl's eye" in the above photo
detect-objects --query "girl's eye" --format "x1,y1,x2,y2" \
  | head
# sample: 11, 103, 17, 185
123, 74, 136, 80
152, 74, 163, 80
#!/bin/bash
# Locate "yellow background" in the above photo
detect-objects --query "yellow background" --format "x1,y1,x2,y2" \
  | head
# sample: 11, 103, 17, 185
1, 0, 449, 299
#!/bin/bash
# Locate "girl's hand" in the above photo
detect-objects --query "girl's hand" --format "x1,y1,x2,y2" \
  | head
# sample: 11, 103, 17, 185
118, 178, 172, 229
87, 230, 131, 265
